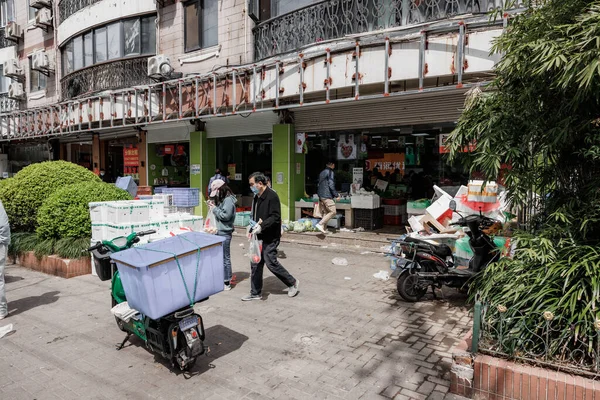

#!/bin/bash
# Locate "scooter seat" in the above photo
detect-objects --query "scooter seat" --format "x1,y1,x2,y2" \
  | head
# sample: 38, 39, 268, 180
404, 236, 453, 259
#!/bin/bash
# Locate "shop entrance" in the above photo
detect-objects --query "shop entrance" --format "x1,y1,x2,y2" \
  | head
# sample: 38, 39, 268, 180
215, 134, 272, 198
303, 123, 470, 229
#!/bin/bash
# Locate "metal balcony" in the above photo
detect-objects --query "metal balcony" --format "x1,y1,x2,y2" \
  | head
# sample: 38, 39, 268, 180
0, 27, 11, 49
58, 0, 104, 23
254, 0, 514, 60
0, 94, 19, 113
60, 56, 153, 100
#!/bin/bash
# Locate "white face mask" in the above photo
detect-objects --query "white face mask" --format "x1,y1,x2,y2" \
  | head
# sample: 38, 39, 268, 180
100, 172, 105, 176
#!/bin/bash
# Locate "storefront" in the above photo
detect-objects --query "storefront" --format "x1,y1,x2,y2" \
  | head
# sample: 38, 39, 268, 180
145, 122, 192, 189
293, 89, 470, 229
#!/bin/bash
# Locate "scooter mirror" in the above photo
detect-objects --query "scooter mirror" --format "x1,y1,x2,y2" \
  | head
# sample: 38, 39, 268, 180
449, 200, 457, 211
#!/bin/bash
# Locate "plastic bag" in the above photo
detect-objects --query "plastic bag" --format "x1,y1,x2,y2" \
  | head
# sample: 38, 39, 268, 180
204, 209, 218, 234
248, 234, 263, 263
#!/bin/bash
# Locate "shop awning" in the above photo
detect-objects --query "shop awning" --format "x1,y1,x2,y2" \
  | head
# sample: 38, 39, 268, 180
293, 88, 468, 132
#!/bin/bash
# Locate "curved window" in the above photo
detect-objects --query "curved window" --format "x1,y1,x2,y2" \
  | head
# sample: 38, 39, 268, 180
62, 15, 156, 76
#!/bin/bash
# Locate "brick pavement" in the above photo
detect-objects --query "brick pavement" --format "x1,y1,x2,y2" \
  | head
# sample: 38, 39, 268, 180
0, 238, 472, 400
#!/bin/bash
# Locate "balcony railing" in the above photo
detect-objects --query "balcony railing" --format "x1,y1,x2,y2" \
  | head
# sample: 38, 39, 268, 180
254, 0, 518, 60
58, 0, 104, 23
0, 27, 11, 49
0, 93, 18, 113
60, 56, 153, 100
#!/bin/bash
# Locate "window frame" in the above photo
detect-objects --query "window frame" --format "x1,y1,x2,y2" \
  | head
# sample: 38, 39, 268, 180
29, 56, 47, 92
61, 15, 157, 77
184, 0, 218, 53
27, 0, 36, 22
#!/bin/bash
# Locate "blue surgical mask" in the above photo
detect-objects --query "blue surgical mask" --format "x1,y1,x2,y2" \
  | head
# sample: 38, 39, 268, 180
250, 186, 259, 195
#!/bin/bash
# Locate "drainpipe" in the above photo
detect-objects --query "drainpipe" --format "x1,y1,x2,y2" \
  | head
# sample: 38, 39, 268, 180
244, 3, 248, 63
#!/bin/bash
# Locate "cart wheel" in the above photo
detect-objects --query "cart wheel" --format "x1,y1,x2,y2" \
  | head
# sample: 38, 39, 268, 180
397, 270, 427, 302
181, 357, 196, 371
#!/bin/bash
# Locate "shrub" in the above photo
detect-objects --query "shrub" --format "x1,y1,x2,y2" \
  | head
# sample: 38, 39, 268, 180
36, 181, 131, 240
0, 161, 100, 232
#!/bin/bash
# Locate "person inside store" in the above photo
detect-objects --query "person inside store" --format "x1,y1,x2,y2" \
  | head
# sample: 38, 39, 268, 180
315, 161, 340, 234
243, 172, 299, 301
390, 168, 402, 184
208, 179, 236, 291
99, 168, 112, 183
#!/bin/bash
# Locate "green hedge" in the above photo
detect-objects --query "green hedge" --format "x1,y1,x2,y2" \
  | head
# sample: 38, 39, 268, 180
37, 181, 131, 240
0, 161, 100, 232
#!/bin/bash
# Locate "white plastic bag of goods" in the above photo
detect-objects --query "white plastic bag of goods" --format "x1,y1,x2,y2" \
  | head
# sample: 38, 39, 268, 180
110, 232, 226, 320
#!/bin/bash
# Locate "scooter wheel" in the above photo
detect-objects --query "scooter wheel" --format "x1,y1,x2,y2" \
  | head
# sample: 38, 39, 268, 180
181, 357, 196, 371
397, 270, 427, 302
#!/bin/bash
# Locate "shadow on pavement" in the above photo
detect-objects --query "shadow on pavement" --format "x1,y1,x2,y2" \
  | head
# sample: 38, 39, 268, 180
119, 324, 249, 378
4, 274, 24, 283
7, 290, 60, 317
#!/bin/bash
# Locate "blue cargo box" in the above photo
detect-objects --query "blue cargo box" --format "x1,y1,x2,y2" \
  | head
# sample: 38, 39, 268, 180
115, 176, 138, 197
110, 232, 225, 319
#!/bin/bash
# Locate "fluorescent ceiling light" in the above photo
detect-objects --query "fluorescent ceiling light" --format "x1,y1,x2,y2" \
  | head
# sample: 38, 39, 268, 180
405, 142, 414, 145
388, 139, 398, 142
411, 133, 429, 137
393, 128, 402, 132
330, 138, 335, 141
426, 137, 436, 140
372, 136, 382, 139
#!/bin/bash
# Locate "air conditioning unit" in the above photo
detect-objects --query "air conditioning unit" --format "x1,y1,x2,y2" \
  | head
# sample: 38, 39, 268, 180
8, 83, 24, 100
6, 21, 22, 42
30, 0, 52, 9
32, 50, 51, 71
35, 8, 52, 27
147, 55, 172, 78
3, 59, 24, 80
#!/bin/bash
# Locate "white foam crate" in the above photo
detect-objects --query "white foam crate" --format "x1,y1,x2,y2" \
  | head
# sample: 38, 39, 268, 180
139, 199, 165, 220
106, 201, 150, 224
351, 195, 381, 209
154, 194, 174, 207
89, 202, 109, 223
91, 223, 109, 241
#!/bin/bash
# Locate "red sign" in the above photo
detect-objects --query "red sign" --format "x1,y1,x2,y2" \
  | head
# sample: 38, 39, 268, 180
163, 144, 174, 155
439, 134, 477, 154
123, 146, 139, 167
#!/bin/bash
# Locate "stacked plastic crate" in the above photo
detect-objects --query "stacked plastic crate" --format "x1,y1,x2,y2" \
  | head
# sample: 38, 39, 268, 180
351, 193, 384, 230
382, 200, 407, 226
89, 196, 204, 244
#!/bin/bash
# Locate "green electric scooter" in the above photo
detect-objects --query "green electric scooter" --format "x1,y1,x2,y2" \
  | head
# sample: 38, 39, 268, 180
88, 230, 207, 371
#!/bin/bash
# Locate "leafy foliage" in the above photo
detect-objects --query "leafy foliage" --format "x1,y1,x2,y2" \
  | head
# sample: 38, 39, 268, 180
36, 181, 131, 240
448, 0, 600, 367
0, 161, 100, 233
448, 0, 600, 244
8, 232, 38, 258
54, 237, 92, 260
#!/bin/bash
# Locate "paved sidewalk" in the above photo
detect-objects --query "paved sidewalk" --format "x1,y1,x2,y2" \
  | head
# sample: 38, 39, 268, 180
0, 239, 471, 400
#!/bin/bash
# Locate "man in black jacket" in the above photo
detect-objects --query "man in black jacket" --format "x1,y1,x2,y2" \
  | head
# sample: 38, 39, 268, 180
242, 172, 299, 301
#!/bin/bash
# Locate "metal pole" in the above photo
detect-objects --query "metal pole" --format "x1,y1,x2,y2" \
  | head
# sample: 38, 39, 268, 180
162, 83, 166, 121
178, 80, 183, 119
232, 70, 237, 113
419, 31, 426, 90
457, 23, 465, 88
213, 74, 217, 114
384, 38, 390, 96
354, 41, 360, 100
195, 77, 200, 117
326, 49, 331, 104
472, 300, 481, 353
275, 62, 280, 108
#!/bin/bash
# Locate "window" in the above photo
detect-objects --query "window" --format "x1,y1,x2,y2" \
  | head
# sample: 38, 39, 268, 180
124, 18, 141, 56
61, 15, 156, 76
28, 0, 36, 21
0, 0, 14, 27
141, 16, 156, 54
94, 27, 107, 63
73, 36, 83, 70
84, 32, 93, 66
0, 65, 10, 93
184, 0, 218, 53
107, 22, 122, 60
63, 40, 73, 75
29, 57, 47, 92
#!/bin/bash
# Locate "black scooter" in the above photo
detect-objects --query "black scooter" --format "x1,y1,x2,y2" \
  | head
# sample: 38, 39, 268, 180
390, 200, 501, 302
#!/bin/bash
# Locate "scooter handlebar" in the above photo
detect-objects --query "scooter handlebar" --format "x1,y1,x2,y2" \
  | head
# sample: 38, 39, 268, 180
87, 242, 102, 252
138, 230, 157, 237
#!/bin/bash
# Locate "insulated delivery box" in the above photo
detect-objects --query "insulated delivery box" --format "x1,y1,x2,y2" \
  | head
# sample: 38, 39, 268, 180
110, 232, 225, 319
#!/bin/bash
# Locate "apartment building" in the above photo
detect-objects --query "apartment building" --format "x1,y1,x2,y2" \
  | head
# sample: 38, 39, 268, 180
0, 0, 524, 221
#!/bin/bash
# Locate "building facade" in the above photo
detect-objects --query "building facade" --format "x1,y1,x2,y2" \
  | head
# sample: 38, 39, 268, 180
0, 0, 525, 221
